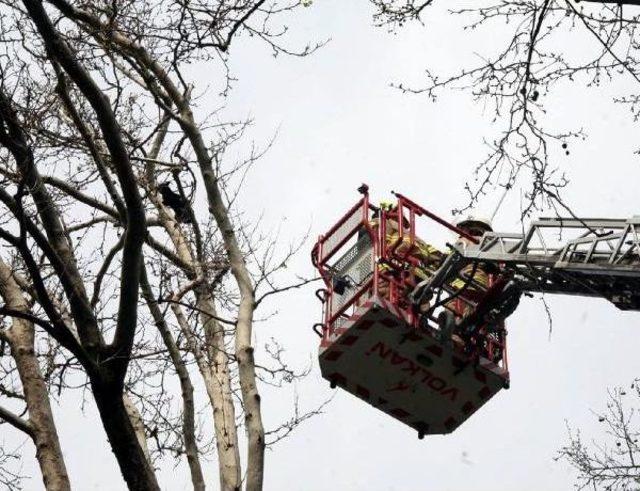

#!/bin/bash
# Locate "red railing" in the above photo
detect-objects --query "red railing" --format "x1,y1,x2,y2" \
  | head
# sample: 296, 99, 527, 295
311, 192, 376, 335
312, 187, 509, 370
313, 196, 371, 268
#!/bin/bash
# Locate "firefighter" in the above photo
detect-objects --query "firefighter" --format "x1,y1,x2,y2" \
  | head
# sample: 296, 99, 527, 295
380, 201, 443, 271
451, 216, 493, 292
374, 201, 444, 309
446, 216, 502, 361
445, 216, 493, 321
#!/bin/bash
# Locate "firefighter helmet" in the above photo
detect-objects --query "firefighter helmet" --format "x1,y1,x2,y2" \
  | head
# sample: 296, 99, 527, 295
456, 215, 493, 236
379, 200, 395, 212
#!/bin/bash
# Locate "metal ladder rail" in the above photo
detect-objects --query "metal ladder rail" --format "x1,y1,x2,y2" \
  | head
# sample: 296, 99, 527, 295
459, 217, 640, 310
464, 217, 640, 269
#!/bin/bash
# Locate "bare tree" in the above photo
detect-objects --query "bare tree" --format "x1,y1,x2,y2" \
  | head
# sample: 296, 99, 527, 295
0, 0, 156, 484
0, 1, 321, 490
370, 0, 640, 216
557, 381, 640, 490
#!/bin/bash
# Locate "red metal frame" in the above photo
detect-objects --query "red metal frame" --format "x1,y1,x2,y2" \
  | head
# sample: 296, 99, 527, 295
312, 195, 370, 271
311, 193, 375, 334
311, 187, 509, 370
394, 192, 480, 244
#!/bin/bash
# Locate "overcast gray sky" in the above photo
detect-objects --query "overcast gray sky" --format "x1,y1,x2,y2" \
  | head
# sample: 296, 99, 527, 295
4, 1, 640, 490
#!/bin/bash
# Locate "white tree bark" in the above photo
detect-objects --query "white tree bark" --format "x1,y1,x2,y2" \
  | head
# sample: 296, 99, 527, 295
0, 260, 71, 491
123, 394, 152, 465
146, 161, 241, 491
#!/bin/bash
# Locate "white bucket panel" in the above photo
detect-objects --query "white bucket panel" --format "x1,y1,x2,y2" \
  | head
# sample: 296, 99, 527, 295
319, 298, 508, 435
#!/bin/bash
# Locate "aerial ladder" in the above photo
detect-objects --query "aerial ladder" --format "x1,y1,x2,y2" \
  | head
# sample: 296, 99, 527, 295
311, 186, 640, 438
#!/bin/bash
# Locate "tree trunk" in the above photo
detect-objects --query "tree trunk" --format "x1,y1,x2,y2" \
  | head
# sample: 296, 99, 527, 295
172, 361, 207, 491
234, 298, 264, 491
0, 261, 71, 491
10, 333, 72, 491
90, 378, 161, 491
123, 394, 152, 465
140, 266, 207, 491
195, 291, 242, 491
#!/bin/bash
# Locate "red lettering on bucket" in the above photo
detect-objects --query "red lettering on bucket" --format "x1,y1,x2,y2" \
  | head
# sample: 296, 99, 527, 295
365, 342, 392, 359
367, 341, 459, 402
401, 360, 421, 377
441, 387, 459, 402
391, 353, 407, 365
387, 381, 411, 392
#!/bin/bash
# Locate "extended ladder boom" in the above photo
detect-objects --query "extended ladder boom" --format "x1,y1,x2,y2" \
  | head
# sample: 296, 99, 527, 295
459, 216, 640, 310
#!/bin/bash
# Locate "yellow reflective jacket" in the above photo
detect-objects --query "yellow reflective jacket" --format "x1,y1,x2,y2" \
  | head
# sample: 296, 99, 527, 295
371, 218, 443, 279
449, 263, 490, 291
